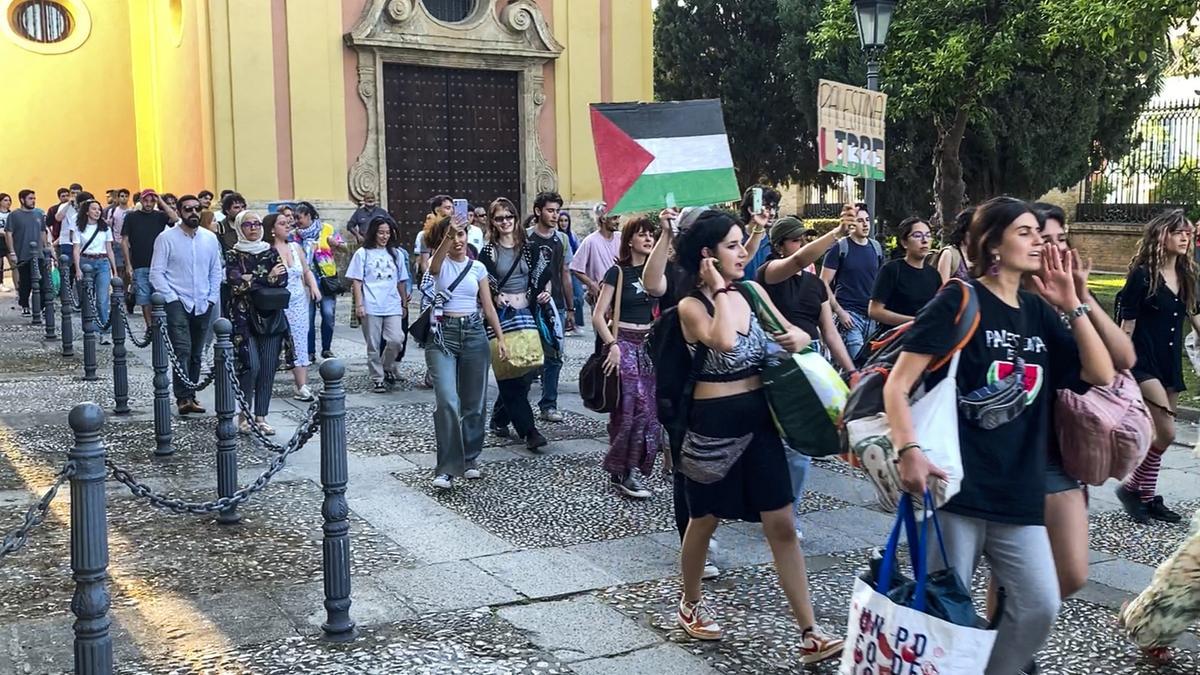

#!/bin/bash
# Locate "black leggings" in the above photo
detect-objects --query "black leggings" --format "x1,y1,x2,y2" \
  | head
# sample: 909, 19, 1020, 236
238, 332, 285, 418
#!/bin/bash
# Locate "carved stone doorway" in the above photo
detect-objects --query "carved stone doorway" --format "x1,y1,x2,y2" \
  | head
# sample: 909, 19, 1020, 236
345, 0, 562, 219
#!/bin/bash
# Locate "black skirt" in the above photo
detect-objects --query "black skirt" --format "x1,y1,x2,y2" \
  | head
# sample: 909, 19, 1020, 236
683, 389, 794, 522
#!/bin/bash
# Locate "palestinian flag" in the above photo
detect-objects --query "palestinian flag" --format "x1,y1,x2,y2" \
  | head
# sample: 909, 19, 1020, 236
590, 100, 740, 214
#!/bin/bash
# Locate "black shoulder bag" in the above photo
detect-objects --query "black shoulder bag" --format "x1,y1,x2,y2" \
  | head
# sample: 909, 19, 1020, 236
410, 261, 474, 346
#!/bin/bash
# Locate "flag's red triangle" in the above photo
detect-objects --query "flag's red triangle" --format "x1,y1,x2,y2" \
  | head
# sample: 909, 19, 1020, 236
591, 106, 655, 208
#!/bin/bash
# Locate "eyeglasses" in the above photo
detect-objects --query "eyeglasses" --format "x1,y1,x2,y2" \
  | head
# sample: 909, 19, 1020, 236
494, 215, 516, 222
243, 222, 262, 228
907, 233, 932, 241
181, 206, 201, 213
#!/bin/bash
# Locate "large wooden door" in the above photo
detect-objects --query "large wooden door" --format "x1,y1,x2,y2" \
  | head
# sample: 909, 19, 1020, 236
382, 63, 521, 248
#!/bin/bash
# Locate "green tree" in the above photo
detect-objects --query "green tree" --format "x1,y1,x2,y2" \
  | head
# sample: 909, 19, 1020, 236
793, 0, 1194, 228
653, 0, 820, 189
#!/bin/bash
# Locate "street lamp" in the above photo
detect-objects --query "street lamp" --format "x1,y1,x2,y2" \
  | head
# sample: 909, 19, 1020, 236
852, 0, 895, 238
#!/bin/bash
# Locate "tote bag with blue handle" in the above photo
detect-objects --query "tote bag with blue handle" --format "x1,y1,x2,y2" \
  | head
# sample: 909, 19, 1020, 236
839, 493, 997, 675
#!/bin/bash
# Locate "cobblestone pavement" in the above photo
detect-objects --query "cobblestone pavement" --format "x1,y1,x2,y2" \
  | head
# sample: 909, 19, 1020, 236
1, 288, 1199, 673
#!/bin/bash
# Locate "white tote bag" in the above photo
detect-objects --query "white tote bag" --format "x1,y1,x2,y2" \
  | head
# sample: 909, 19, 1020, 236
839, 495, 995, 675
847, 352, 964, 513
839, 576, 995, 674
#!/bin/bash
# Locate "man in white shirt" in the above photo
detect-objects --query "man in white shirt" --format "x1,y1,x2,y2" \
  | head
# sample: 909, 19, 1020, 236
54, 183, 82, 275
149, 194, 224, 416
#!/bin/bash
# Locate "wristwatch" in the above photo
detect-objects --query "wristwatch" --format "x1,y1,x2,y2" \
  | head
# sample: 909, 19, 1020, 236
1066, 303, 1091, 322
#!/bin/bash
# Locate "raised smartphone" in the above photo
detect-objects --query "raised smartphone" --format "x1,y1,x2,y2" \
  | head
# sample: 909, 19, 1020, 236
453, 198, 469, 224
752, 186, 763, 215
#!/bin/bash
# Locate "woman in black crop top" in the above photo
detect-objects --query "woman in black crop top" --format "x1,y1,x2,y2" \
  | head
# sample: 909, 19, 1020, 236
1117, 209, 1200, 524
592, 215, 664, 500
667, 209, 845, 664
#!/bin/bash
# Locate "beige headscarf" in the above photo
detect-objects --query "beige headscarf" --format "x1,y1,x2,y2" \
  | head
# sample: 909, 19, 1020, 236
233, 211, 270, 255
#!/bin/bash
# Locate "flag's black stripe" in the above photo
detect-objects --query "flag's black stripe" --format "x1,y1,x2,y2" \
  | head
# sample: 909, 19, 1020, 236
593, 99, 727, 139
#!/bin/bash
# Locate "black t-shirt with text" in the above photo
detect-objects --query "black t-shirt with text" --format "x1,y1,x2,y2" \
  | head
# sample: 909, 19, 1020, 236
123, 210, 171, 269
528, 229, 567, 310
903, 280, 1082, 525
603, 264, 656, 325
870, 259, 942, 329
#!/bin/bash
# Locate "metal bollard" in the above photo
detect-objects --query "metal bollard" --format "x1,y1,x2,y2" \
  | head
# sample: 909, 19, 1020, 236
150, 294, 172, 456
212, 319, 240, 524
80, 263, 98, 382
68, 402, 113, 675
29, 242, 42, 325
110, 278, 130, 416
41, 248, 56, 340
60, 254, 75, 357
318, 359, 356, 642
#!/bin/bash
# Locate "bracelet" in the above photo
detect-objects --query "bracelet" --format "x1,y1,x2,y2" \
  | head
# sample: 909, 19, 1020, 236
897, 442, 921, 458
749, 227, 765, 236
1066, 303, 1091, 322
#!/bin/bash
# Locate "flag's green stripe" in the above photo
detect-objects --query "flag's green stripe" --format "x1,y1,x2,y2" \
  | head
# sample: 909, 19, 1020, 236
611, 168, 740, 214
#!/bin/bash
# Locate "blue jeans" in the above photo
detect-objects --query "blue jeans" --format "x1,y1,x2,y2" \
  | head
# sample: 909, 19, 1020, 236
785, 446, 810, 518
840, 309, 875, 363
531, 337, 563, 412
571, 276, 586, 326
307, 294, 337, 355
426, 314, 491, 477
87, 261, 113, 333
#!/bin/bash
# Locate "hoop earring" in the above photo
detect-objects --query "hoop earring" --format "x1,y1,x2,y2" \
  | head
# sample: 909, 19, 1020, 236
988, 253, 1001, 277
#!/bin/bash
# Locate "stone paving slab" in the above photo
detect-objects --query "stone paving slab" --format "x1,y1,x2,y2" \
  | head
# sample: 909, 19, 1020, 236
569, 643, 722, 675
0, 417, 275, 491
393, 452, 674, 547
497, 596, 661, 664
0, 480, 415, 621
282, 402, 605, 457
473, 548, 622, 600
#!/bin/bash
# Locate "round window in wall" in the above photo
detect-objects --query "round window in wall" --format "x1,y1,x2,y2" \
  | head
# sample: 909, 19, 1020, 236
4, 0, 90, 54
11, 0, 71, 42
423, 0, 476, 23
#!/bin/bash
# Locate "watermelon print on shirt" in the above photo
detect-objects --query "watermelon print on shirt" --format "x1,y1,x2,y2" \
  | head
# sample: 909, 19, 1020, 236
902, 280, 1084, 526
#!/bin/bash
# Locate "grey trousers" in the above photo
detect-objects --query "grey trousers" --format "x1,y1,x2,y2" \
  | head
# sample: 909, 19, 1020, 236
425, 314, 490, 477
929, 510, 1061, 674
360, 313, 405, 383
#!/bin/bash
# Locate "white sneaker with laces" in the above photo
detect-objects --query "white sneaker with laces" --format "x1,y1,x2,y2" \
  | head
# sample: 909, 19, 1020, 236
702, 560, 720, 580
464, 467, 483, 480
431, 474, 453, 490
294, 385, 315, 402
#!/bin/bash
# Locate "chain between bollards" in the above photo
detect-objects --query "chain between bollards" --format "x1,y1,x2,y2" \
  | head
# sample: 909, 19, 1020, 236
81, 263, 99, 381
150, 294, 172, 456
41, 248, 56, 340
29, 242, 42, 325
110, 278, 130, 416
318, 359, 356, 642
213, 319, 240, 524
0, 462, 73, 558
68, 402, 113, 675
59, 254, 75, 357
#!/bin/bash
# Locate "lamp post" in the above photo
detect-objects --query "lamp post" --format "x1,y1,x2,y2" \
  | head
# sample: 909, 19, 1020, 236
852, 0, 895, 239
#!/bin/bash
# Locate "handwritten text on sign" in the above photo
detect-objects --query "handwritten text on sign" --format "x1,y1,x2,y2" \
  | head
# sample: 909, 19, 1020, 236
817, 79, 887, 181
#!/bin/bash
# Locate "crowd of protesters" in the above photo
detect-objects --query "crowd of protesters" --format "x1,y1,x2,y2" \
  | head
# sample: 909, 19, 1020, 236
3, 176, 1199, 670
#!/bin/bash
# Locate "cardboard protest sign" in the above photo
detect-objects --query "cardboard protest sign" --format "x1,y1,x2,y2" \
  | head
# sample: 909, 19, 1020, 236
590, 99, 740, 214
817, 79, 887, 181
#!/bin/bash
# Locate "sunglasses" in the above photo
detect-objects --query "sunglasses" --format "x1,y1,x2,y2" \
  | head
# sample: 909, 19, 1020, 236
493, 215, 516, 222
180, 206, 201, 213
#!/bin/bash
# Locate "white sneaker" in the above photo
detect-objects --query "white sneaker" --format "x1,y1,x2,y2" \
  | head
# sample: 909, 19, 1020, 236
431, 474, 453, 490
293, 385, 315, 402
702, 560, 720, 580
795, 527, 805, 543
464, 467, 483, 480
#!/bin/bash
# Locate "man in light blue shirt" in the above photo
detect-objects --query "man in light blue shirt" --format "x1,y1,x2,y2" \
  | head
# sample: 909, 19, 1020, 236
149, 194, 224, 415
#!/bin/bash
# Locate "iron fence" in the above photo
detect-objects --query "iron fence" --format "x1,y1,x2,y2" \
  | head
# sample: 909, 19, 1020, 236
1078, 97, 1200, 223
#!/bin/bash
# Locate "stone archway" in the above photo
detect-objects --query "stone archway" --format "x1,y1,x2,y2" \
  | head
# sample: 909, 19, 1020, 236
344, 0, 562, 218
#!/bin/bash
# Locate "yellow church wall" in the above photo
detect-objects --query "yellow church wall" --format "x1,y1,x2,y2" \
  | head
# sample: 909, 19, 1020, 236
126, 0, 215, 194
0, 0, 140, 199
285, 0, 349, 201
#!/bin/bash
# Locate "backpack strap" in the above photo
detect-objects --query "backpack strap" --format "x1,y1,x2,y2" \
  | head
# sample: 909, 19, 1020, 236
927, 277, 980, 372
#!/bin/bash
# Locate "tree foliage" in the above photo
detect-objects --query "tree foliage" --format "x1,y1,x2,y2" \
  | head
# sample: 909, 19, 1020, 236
652, 0, 819, 189
653, 0, 1197, 233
